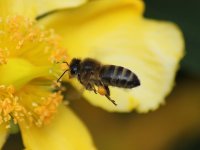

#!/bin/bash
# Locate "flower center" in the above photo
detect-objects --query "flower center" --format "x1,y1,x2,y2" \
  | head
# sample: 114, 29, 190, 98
0, 16, 68, 128
0, 15, 68, 74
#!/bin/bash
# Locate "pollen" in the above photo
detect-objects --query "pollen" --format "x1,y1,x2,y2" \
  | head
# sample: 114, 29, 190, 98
33, 92, 63, 127
0, 16, 68, 128
0, 15, 67, 66
0, 85, 30, 127
98, 86, 107, 96
50, 48, 68, 63
0, 85, 63, 128
0, 48, 9, 65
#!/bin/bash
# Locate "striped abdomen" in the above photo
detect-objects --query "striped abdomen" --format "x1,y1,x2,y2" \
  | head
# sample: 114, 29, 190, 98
99, 65, 140, 88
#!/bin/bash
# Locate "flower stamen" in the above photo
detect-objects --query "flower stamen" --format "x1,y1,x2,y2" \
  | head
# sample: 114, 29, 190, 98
0, 16, 68, 128
0, 16, 68, 66
33, 92, 63, 127
0, 85, 28, 127
0, 85, 63, 128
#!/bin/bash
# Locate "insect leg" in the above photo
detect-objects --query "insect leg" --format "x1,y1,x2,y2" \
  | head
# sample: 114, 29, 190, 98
92, 87, 97, 94
85, 83, 97, 94
94, 80, 117, 105
90, 84, 97, 94
105, 94, 117, 106
104, 86, 117, 106
104, 85, 110, 95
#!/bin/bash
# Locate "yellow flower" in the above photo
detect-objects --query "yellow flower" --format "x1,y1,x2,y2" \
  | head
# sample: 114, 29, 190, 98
40, 0, 184, 113
0, 0, 185, 149
0, 0, 95, 150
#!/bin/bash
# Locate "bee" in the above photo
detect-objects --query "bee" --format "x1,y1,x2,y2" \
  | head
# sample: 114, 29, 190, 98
57, 58, 140, 106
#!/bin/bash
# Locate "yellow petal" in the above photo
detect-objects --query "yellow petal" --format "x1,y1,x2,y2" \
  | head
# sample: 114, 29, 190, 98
19, 105, 96, 150
0, 0, 88, 19
0, 125, 8, 149
39, 0, 184, 112
38, 0, 144, 51
0, 58, 52, 89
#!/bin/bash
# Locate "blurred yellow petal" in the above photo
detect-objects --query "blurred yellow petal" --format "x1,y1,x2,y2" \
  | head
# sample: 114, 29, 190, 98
0, 58, 52, 89
0, 125, 8, 149
38, 0, 144, 53
39, 0, 184, 112
0, 0, 87, 19
20, 105, 96, 150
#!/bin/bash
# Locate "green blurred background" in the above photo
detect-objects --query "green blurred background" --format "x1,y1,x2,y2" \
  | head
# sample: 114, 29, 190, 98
145, 0, 200, 77
3, 0, 200, 150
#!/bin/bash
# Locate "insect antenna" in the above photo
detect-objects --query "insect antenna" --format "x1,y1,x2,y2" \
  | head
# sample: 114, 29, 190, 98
57, 69, 69, 82
57, 61, 70, 82
63, 61, 69, 66
56, 61, 69, 66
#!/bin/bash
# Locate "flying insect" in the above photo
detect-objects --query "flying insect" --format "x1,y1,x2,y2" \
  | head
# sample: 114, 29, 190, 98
57, 58, 140, 106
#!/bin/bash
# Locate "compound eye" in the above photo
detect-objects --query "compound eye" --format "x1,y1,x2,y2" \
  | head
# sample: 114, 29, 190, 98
71, 67, 77, 75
